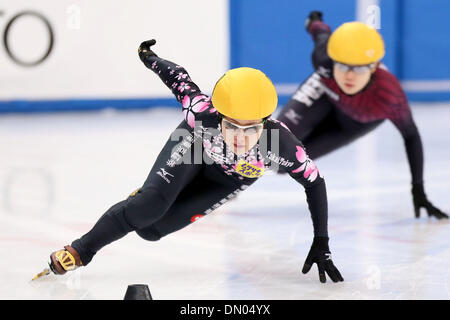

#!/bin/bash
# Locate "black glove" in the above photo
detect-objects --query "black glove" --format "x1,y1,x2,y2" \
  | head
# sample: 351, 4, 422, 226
138, 39, 158, 62
305, 11, 323, 31
302, 237, 344, 283
412, 184, 448, 219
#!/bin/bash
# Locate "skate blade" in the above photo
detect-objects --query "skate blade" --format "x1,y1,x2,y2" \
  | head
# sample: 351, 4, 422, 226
32, 268, 51, 281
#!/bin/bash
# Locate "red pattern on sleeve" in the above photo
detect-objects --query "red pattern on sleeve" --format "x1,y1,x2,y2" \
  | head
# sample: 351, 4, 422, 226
321, 68, 412, 131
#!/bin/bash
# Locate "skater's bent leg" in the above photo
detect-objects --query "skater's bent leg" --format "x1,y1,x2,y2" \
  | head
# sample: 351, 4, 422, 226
71, 122, 202, 265
137, 167, 249, 241
71, 187, 170, 265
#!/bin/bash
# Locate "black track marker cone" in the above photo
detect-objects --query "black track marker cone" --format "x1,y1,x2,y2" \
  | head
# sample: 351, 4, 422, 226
124, 284, 153, 300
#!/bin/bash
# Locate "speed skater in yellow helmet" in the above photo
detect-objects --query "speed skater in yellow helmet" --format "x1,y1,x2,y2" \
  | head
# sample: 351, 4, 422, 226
39, 38, 345, 285
327, 21, 385, 65
276, 12, 449, 221
212, 67, 278, 121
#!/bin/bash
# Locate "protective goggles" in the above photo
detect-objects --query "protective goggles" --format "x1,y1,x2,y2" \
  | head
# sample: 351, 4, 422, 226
222, 117, 265, 135
334, 62, 375, 74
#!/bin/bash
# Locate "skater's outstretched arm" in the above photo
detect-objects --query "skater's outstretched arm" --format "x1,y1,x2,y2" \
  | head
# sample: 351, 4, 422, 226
386, 75, 448, 219
138, 39, 213, 128
266, 119, 344, 283
305, 11, 333, 75
266, 120, 329, 237
138, 39, 201, 102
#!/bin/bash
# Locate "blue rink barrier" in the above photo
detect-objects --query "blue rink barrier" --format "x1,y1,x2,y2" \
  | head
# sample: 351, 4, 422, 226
2, 0, 450, 113
0, 98, 180, 113
0, 97, 288, 113
229, 0, 450, 103
0, 91, 448, 115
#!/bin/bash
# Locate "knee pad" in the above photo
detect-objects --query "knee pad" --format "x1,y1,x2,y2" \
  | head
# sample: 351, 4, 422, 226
105, 200, 134, 233
123, 187, 170, 230
136, 225, 162, 241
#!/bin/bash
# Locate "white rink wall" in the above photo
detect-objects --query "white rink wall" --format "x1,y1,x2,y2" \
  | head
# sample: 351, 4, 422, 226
0, 0, 229, 99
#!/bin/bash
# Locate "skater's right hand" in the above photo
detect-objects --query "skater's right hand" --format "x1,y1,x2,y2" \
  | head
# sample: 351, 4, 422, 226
302, 237, 344, 283
305, 11, 323, 31
412, 183, 449, 219
138, 39, 158, 62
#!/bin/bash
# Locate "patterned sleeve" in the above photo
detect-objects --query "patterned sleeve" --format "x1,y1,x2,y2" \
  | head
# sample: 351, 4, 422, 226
141, 55, 216, 128
379, 71, 416, 135
380, 72, 425, 185
266, 119, 329, 237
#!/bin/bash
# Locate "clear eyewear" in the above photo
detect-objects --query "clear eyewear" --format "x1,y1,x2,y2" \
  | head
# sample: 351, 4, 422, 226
334, 62, 375, 74
222, 118, 264, 135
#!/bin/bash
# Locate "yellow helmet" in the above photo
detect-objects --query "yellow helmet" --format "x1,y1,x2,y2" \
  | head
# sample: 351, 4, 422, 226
212, 67, 278, 120
327, 21, 385, 65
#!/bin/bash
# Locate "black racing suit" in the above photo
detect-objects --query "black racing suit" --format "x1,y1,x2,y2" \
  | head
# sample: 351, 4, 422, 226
71, 55, 330, 265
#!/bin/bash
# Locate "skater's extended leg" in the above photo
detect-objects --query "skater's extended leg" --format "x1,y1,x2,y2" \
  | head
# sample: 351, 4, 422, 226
136, 165, 249, 241
70, 122, 203, 265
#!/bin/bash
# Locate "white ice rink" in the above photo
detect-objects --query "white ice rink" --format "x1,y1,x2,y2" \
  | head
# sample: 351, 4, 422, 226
0, 103, 449, 300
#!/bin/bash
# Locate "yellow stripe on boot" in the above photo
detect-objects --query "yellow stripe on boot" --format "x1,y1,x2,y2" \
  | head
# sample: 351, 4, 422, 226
55, 249, 77, 271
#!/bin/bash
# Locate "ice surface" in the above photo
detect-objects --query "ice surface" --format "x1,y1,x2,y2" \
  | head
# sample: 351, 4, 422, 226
0, 104, 449, 299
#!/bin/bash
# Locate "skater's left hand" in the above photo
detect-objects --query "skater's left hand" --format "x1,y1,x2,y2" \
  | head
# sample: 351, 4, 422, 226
305, 11, 323, 31
302, 237, 344, 283
412, 184, 448, 219
138, 39, 158, 61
